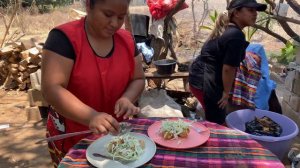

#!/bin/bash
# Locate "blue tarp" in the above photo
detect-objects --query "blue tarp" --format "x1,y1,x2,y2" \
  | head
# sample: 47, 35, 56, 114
246, 43, 277, 110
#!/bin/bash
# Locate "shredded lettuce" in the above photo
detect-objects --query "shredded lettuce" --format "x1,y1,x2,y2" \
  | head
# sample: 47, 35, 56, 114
106, 134, 144, 162
159, 119, 191, 139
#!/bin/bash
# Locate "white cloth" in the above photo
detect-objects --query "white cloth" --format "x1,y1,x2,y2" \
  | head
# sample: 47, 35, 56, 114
149, 18, 165, 39
138, 89, 183, 118
137, 42, 154, 64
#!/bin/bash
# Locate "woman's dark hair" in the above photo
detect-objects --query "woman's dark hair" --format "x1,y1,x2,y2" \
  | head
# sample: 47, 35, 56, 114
89, 0, 100, 9
89, 0, 96, 8
89, 0, 131, 9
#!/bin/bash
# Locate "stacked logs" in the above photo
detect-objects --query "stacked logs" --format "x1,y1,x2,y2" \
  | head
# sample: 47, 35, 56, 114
0, 40, 43, 90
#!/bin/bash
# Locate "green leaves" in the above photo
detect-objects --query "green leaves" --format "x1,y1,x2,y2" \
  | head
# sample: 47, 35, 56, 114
244, 27, 258, 41
209, 10, 218, 23
270, 41, 298, 64
199, 10, 218, 31
199, 25, 213, 30
281, 41, 297, 63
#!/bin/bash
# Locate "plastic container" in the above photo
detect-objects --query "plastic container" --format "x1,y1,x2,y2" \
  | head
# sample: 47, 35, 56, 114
274, 3, 289, 17
226, 109, 299, 160
153, 59, 176, 75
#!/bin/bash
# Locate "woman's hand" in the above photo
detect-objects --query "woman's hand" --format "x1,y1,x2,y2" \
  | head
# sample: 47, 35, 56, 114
114, 97, 140, 119
89, 112, 119, 135
218, 91, 229, 109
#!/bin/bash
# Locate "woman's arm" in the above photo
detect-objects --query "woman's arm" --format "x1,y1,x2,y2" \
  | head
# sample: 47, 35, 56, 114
41, 49, 118, 134
122, 53, 145, 102
218, 64, 237, 109
114, 53, 145, 119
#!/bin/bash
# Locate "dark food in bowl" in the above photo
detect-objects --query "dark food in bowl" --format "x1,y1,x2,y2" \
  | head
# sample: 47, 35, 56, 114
245, 116, 282, 137
177, 63, 189, 72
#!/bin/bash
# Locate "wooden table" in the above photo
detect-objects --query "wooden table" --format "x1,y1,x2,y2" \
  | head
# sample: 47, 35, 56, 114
144, 68, 189, 90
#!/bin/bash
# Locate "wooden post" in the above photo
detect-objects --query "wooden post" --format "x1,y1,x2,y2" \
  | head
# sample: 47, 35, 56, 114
156, 0, 185, 61
124, 13, 133, 33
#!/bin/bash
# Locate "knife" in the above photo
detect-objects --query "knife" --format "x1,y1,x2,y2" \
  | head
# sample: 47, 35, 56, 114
36, 130, 92, 143
37, 122, 132, 143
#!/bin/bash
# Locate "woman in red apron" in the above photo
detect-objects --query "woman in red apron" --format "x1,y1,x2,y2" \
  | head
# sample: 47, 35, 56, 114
41, 0, 145, 167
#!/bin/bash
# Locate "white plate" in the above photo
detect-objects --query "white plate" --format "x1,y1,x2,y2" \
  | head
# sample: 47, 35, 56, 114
86, 132, 156, 168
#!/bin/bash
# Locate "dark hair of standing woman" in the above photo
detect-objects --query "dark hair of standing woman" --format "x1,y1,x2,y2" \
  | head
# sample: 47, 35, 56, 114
207, 8, 242, 40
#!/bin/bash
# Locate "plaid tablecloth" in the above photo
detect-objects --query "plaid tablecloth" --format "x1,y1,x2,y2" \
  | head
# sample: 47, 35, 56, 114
59, 118, 284, 168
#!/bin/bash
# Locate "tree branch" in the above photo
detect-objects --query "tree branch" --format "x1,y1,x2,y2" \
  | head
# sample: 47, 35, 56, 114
192, 0, 196, 38
285, 0, 300, 15
160, 0, 186, 60
262, 10, 300, 24
277, 20, 300, 42
253, 24, 288, 43
0, 0, 19, 48
0, 13, 9, 30
265, 0, 276, 9
271, 15, 300, 24
261, 1, 300, 43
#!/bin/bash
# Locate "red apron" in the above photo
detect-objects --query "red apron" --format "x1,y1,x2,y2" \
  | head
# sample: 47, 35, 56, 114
46, 17, 135, 155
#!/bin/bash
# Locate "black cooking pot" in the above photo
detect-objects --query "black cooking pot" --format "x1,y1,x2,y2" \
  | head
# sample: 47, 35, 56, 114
153, 59, 177, 75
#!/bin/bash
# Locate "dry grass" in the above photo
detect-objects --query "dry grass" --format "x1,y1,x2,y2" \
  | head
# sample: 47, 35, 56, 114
0, 1, 299, 53
0, 3, 84, 44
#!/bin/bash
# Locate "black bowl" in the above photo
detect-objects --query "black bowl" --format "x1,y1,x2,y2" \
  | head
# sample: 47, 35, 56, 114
153, 59, 177, 75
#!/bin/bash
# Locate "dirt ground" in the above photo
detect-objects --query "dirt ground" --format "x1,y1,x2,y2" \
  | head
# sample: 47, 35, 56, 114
0, 90, 51, 168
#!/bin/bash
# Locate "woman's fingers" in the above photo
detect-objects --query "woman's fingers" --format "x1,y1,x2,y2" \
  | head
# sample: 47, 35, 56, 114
115, 102, 126, 118
114, 103, 120, 115
123, 106, 141, 119
116, 108, 126, 118
114, 98, 140, 119
90, 127, 99, 134
123, 108, 132, 119
133, 107, 140, 115
102, 116, 119, 134
94, 125, 108, 134
89, 113, 120, 135
218, 98, 228, 109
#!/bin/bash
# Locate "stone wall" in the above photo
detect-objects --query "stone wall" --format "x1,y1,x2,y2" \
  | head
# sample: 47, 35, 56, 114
282, 52, 300, 127
297, 50, 300, 65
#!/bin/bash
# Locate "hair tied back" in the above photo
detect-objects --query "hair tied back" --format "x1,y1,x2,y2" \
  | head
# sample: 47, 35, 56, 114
222, 10, 228, 17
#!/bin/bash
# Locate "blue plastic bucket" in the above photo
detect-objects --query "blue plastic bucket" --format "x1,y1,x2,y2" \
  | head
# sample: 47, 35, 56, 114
226, 109, 299, 160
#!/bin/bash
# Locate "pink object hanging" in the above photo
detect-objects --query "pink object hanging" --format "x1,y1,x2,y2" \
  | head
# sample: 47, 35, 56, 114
147, 0, 189, 20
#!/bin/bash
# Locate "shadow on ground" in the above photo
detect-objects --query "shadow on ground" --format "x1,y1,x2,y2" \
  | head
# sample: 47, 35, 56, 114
0, 119, 52, 168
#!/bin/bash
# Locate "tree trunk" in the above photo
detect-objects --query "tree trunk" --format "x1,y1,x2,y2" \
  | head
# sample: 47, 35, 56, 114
285, 0, 300, 15
159, 0, 185, 60
151, 38, 165, 61
278, 20, 300, 42
253, 24, 288, 44
262, 0, 300, 44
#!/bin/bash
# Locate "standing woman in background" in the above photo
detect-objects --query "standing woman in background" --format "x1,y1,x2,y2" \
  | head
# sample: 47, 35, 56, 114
41, 0, 145, 167
189, 0, 267, 124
